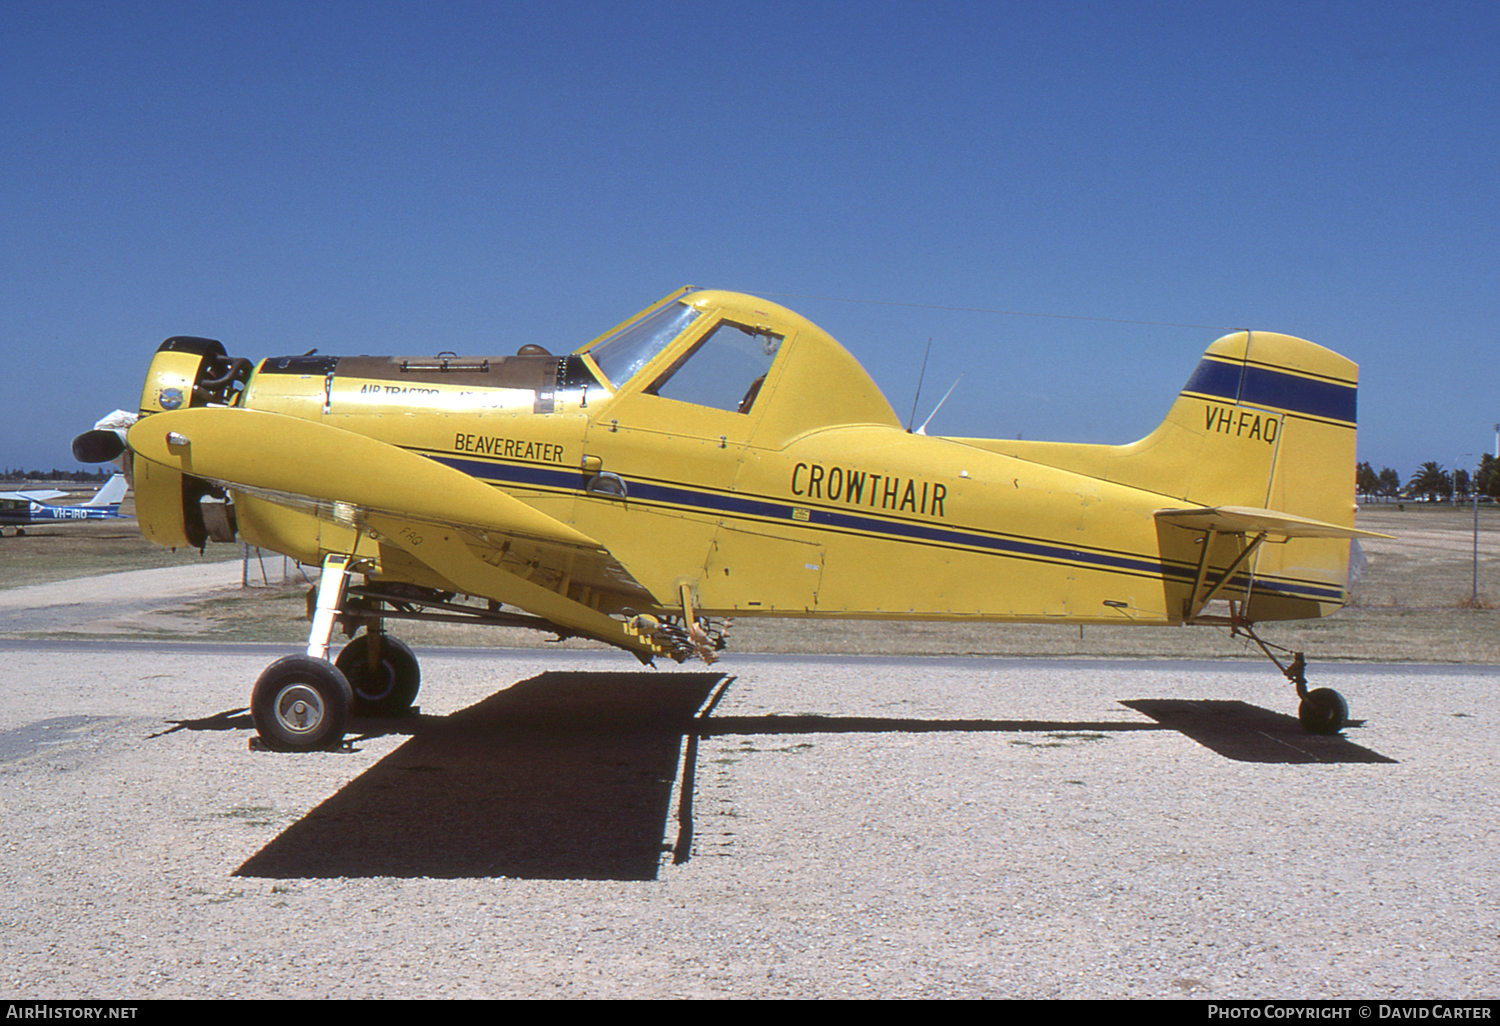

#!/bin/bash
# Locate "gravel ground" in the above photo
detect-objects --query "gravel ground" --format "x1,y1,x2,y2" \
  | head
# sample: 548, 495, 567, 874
1, 639, 1497, 999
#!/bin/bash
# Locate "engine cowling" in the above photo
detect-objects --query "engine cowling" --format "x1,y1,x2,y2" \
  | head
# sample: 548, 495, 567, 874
130, 337, 248, 549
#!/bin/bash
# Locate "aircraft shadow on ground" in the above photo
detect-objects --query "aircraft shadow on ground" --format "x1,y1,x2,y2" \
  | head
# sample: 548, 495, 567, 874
233, 671, 726, 882
1119, 699, 1397, 765
212, 674, 1394, 882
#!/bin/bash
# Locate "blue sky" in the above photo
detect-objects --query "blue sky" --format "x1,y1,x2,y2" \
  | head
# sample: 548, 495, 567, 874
4, 0, 1497, 481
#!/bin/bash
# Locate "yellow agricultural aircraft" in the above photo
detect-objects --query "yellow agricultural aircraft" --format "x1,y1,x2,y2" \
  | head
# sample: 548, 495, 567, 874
74, 287, 1382, 751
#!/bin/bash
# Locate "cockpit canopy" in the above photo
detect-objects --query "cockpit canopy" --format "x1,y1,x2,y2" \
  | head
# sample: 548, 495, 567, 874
577, 289, 900, 443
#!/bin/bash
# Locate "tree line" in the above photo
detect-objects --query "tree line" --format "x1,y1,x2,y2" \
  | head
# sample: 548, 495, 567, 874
1358, 455, 1500, 503
1, 468, 114, 484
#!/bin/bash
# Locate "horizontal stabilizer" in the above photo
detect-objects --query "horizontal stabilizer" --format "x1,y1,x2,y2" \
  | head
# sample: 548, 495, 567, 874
1155, 505, 1392, 540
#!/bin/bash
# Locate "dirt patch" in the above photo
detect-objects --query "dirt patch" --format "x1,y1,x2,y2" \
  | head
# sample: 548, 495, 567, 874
1347, 505, 1499, 610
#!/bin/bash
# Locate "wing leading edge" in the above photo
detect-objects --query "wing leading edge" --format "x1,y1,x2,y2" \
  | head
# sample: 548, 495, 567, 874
127, 407, 674, 659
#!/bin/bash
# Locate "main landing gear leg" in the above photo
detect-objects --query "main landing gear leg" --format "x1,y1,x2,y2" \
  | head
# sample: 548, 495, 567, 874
1240, 625, 1349, 735
249, 554, 356, 752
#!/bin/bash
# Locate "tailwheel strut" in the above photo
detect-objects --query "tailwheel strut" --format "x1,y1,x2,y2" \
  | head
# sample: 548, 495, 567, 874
1237, 622, 1348, 735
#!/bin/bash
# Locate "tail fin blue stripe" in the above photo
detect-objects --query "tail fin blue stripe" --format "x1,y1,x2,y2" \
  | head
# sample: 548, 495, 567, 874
1182, 358, 1355, 424
1239, 366, 1356, 424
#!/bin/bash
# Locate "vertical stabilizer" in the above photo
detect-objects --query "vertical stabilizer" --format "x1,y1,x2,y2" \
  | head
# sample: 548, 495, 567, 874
83, 473, 129, 508
1171, 331, 1358, 525
1153, 331, 1361, 620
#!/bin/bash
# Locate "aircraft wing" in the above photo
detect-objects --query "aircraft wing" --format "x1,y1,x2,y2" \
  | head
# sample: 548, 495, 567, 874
127, 407, 673, 660
3, 489, 66, 502
1154, 505, 1393, 539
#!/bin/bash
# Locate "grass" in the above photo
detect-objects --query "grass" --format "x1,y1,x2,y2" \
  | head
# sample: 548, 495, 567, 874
0, 528, 243, 588
210, 804, 278, 827
4, 501, 1500, 662
0, 498, 241, 589
1010, 732, 1110, 749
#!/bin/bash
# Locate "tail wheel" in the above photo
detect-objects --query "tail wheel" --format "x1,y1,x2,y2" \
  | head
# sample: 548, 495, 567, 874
336, 633, 421, 717
1298, 687, 1349, 735
251, 656, 353, 752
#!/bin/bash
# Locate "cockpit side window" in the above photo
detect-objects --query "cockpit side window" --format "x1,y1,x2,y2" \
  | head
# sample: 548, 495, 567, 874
585, 302, 702, 389
646, 322, 783, 414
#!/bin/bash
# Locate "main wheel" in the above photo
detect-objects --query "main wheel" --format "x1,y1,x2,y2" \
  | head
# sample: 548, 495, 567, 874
251, 656, 353, 752
1298, 687, 1349, 735
335, 633, 421, 717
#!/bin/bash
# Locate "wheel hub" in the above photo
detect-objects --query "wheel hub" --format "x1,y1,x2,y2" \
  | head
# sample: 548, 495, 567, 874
273, 683, 326, 735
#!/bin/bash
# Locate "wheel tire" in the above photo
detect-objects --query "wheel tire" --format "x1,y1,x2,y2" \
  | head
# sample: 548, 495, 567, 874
336, 634, 421, 717
251, 656, 353, 752
1298, 687, 1349, 735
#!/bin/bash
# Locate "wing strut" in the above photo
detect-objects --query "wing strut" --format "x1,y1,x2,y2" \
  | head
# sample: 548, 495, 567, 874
1183, 530, 1268, 624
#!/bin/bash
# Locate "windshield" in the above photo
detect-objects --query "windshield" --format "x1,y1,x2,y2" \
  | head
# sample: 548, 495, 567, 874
585, 302, 702, 388
648, 323, 782, 413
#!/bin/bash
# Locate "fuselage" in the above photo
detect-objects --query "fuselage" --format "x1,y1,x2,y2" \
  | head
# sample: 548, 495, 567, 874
190, 312, 1201, 625
126, 289, 1354, 631
0, 501, 121, 526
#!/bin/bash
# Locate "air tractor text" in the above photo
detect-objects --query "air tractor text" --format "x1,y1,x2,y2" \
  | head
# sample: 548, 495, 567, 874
360, 384, 439, 396
454, 433, 566, 464
791, 462, 947, 518
1205, 404, 1280, 444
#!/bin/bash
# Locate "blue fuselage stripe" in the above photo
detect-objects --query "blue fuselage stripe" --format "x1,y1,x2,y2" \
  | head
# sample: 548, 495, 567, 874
426, 453, 1344, 603
0, 507, 119, 525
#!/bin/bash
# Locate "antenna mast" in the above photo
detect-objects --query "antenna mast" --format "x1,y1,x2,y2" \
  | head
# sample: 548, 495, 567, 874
907, 339, 932, 433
